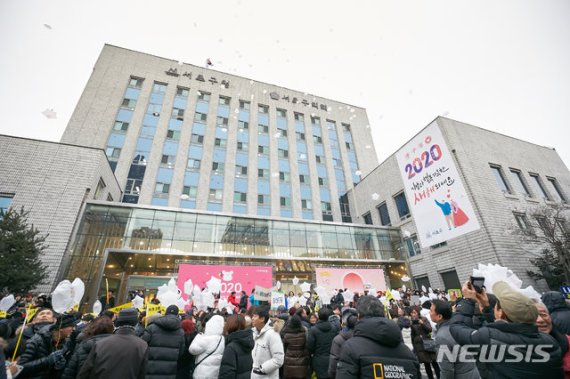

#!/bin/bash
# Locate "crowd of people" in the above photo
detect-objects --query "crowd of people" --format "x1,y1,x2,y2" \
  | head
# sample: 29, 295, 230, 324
1, 279, 570, 378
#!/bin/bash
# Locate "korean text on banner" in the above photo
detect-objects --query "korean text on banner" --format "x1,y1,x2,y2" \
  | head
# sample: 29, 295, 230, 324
254, 286, 272, 301
270, 292, 286, 309
395, 121, 480, 248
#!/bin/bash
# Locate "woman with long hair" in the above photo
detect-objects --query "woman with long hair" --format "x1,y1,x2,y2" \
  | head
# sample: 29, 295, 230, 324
218, 314, 254, 379
410, 307, 440, 379
177, 318, 197, 379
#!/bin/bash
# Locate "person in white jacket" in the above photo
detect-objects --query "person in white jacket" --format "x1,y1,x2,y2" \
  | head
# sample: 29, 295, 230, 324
251, 306, 284, 379
189, 314, 225, 379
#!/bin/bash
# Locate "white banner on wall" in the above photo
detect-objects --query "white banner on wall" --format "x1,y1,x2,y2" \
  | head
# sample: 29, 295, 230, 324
395, 121, 480, 248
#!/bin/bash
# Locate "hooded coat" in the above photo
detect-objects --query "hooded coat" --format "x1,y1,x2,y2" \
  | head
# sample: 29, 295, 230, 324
543, 292, 570, 334
218, 329, 254, 379
282, 323, 310, 379
328, 330, 353, 379
336, 317, 420, 379
18, 326, 69, 379
142, 314, 186, 379
61, 334, 111, 379
307, 320, 337, 378
189, 315, 225, 379
251, 321, 284, 379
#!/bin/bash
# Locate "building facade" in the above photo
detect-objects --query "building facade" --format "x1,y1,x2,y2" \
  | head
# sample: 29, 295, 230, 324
0, 135, 121, 292
61, 44, 378, 223
347, 117, 570, 291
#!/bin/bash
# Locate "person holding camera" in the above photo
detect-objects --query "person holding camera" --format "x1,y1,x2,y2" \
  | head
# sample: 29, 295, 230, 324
450, 280, 564, 378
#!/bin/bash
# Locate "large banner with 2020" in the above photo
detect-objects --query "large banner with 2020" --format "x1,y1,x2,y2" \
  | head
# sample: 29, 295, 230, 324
395, 121, 480, 248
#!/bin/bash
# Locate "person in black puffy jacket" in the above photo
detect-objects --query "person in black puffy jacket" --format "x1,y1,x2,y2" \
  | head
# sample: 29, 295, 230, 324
307, 308, 338, 379
282, 314, 310, 379
61, 316, 113, 379
18, 314, 77, 379
336, 296, 420, 379
328, 314, 357, 379
142, 305, 186, 379
542, 291, 570, 335
218, 314, 254, 379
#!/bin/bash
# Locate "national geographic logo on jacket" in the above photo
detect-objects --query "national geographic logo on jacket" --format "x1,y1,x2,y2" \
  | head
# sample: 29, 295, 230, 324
373, 363, 415, 379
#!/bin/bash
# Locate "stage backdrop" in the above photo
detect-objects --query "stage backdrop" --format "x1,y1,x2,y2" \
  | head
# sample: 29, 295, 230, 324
315, 267, 386, 293
177, 264, 273, 300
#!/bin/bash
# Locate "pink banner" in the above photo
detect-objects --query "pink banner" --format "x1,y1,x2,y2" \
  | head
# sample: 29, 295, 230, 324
315, 267, 386, 293
177, 264, 273, 300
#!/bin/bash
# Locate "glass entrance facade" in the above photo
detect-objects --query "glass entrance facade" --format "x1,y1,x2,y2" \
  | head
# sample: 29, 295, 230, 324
64, 202, 408, 306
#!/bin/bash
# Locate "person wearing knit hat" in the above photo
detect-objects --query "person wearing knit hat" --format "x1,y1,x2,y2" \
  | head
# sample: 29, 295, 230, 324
141, 304, 185, 378
79, 308, 148, 378
448, 280, 563, 378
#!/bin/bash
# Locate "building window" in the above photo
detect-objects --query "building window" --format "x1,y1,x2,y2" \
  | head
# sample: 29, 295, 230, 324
176, 87, 189, 97
529, 174, 551, 200
258, 104, 269, 114
363, 212, 373, 225
128, 77, 144, 88
510, 169, 530, 196
406, 235, 421, 257
280, 197, 291, 207
313, 135, 322, 144
161, 155, 176, 167
490, 165, 511, 193
182, 186, 197, 198
318, 177, 328, 187
440, 270, 461, 289
311, 116, 320, 125
0, 193, 14, 215
212, 162, 225, 173
301, 199, 312, 210
198, 92, 211, 102
235, 165, 248, 177
258, 194, 269, 205
279, 172, 290, 182
219, 96, 231, 106
194, 112, 207, 123
278, 149, 289, 159
171, 108, 184, 120
209, 189, 223, 201
277, 130, 288, 138
294, 113, 304, 122
238, 121, 249, 130
258, 124, 269, 134
315, 155, 323, 164
155, 182, 170, 194
216, 117, 229, 128
258, 169, 270, 178
547, 177, 567, 203
125, 179, 142, 195
326, 120, 336, 131
514, 212, 531, 232
166, 130, 181, 140
299, 174, 309, 184
377, 202, 391, 226
113, 121, 129, 132
214, 138, 227, 147
394, 192, 410, 219
187, 158, 201, 170
153, 82, 167, 94
237, 142, 248, 152
345, 142, 353, 150
258, 145, 269, 155
190, 134, 204, 144
239, 100, 250, 110
121, 98, 137, 110
277, 109, 287, 118
342, 123, 351, 132
105, 147, 121, 159
321, 201, 332, 221
296, 132, 305, 141
430, 241, 448, 249
234, 192, 247, 203
332, 158, 342, 168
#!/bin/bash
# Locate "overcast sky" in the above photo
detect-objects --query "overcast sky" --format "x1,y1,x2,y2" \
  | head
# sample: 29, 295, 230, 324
1, 0, 569, 169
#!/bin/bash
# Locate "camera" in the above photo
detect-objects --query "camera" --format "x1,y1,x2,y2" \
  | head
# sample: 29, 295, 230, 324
470, 276, 485, 294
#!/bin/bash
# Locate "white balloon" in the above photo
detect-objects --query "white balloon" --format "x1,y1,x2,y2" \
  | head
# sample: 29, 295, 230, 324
52, 280, 74, 313
183, 278, 194, 295
402, 284, 407, 292
71, 278, 85, 306
206, 276, 222, 294
421, 285, 427, 293
132, 296, 144, 310
0, 295, 15, 311
92, 300, 102, 315
292, 276, 299, 286
275, 281, 281, 290
300, 282, 311, 293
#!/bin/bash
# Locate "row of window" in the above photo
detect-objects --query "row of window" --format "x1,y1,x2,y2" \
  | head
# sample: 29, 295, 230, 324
491, 164, 566, 203
513, 212, 569, 235
362, 192, 411, 227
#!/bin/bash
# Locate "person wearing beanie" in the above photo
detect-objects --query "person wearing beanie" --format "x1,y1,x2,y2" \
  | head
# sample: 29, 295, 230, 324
450, 280, 563, 378
18, 313, 76, 379
78, 308, 148, 379
142, 305, 185, 379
